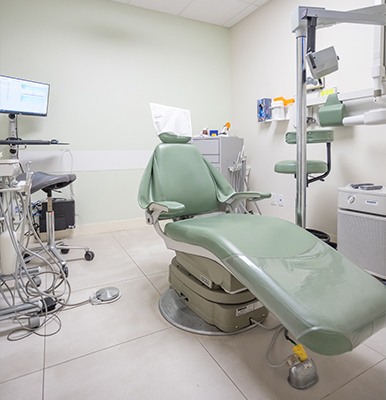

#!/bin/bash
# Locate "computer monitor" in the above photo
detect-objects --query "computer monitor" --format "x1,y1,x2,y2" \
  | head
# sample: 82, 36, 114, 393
0, 75, 50, 117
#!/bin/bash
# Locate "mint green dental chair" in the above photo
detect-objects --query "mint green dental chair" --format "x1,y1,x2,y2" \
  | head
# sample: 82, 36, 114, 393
138, 132, 386, 356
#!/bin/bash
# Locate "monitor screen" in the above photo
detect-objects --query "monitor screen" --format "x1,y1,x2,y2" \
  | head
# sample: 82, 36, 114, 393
0, 75, 50, 116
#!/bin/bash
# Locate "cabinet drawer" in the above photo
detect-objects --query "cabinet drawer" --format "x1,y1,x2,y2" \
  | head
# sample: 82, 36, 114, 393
203, 154, 220, 163
192, 138, 219, 155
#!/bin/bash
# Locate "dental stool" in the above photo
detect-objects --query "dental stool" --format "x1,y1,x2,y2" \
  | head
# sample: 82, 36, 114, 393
138, 132, 385, 356
275, 129, 334, 243
20, 171, 94, 274
274, 129, 333, 185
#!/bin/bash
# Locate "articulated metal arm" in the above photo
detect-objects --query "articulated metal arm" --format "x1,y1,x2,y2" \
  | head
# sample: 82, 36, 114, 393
292, 4, 386, 228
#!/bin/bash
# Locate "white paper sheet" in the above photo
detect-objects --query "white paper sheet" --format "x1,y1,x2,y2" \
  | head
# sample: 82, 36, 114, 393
150, 103, 192, 137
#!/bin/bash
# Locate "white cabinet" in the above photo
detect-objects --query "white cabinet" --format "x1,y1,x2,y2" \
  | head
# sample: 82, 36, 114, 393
191, 136, 244, 184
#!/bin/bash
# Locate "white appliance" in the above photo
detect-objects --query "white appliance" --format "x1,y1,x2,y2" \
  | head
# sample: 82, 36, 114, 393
337, 184, 386, 279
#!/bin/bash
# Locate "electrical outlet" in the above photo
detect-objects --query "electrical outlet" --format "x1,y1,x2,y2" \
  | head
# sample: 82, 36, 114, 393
277, 193, 284, 207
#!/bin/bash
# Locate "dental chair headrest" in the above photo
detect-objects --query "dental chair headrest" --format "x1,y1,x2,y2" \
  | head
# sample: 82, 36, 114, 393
159, 132, 191, 144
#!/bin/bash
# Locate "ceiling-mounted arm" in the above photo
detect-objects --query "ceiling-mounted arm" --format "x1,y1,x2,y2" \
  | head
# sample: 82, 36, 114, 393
293, 5, 386, 31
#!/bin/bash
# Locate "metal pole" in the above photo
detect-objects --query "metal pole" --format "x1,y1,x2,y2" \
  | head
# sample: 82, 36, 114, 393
295, 28, 307, 228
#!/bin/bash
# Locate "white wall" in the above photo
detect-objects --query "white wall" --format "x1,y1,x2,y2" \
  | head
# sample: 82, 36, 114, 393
230, 0, 386, 239
0, 0, 231, 228
1, 0, 385, 238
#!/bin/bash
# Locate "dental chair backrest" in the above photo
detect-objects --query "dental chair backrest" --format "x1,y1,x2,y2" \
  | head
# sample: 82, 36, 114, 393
138, 132, 235, 220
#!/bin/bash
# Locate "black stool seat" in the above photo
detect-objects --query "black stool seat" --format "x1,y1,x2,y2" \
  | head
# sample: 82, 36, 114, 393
18, 172, 76, 194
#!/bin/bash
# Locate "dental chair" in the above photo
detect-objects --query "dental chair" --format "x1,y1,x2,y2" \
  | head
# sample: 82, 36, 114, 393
138, 132, 386, 356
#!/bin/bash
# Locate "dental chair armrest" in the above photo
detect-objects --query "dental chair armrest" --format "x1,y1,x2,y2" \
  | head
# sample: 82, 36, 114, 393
146, 201, 185, 224
224, 192, 271, 211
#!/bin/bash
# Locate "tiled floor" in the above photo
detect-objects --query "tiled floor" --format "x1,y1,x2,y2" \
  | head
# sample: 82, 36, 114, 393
0, 226, 385, 400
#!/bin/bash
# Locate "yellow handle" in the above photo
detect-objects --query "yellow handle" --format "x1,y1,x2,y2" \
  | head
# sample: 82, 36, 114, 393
292, 344, 308, 362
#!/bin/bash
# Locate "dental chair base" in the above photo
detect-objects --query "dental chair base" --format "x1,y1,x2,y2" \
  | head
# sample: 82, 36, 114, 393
163, 255, 268, 334
175, 252, 247, 293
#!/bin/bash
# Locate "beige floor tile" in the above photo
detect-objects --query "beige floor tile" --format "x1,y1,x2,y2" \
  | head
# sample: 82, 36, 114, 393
112, 227, 164, 251
364, 326, 386, 357
62, 247, 144, 291
113, 228, 174, 276
127, 244, 174, 276
323, 359, 386, 400
44, 328, 246, 400
0, 371, 43, 400
146, 271, 169, 294
45, 277, 170, 367
0, 319, 45, 383
26, 232, 122, 267
64, 232, 123, 255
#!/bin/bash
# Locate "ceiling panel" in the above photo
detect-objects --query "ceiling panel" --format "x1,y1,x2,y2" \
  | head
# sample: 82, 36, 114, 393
130, 0, 192, 15
111, 0, 269, 27
180, 0, 255, 27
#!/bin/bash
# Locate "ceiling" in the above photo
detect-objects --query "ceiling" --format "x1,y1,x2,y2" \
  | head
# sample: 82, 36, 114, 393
111, 0, 270, 28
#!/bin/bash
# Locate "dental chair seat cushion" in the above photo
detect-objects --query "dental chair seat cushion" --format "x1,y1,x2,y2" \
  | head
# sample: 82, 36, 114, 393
165, 213, 386, 356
